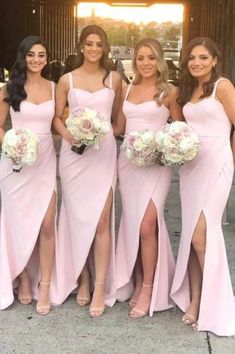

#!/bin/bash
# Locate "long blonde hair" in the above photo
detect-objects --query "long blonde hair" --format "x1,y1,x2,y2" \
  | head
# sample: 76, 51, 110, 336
132, 38, 169, 104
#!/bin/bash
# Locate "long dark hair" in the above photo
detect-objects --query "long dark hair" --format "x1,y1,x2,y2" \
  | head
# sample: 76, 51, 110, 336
5, 35, 50, 111
63, 54, 80, 74
177, 37, 222, 106
75, 25, 114, 83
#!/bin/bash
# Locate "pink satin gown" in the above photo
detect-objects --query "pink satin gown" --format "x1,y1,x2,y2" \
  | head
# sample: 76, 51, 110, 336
116, 85, 175, 315
0, 82, 57, 309
56, 72, 117, 306
170, 79, 235, 336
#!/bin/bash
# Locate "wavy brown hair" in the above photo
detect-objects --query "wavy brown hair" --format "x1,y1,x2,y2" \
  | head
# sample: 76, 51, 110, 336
4, 36, 50, 111
75, 25, 114, 84
132, 38, 169, 104
177, 37, 222, 106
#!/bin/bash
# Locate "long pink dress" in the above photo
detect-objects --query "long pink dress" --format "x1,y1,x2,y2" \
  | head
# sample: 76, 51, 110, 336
116, 85, 175, 315
170, 79, 235, 336
56, 72, 117, 306
0, 82, 57, 310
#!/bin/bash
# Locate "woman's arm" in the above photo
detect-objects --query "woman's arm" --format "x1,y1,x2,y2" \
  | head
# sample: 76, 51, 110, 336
217, 79, 235, 125
0, 86, 10, 144
111, 71, 122, 123
217, 80, 235, 164
52, 74, 75, 144
112, 82, 127, 137
166, 84, 184, 122
231, 128, 235, 164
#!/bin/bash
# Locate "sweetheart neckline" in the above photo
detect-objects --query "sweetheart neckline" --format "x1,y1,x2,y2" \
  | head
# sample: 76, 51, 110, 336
69, 87, 114, 94
125, 100, 169, 112
23, 99, 53, 106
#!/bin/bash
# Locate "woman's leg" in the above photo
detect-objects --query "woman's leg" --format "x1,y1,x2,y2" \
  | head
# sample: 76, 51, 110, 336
183, 212, 206, 326
182, 246, 202, 324
130, 200, 158, 318
17, 269, 32, 304
37, 192, 56, 315
76, 262, 91, 306
89, 189, 113, 318
129, 249, 143, 308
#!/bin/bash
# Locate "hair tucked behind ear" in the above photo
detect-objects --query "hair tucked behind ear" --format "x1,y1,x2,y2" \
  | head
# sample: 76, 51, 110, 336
177, 37, 222, 107
5, 35, 50, 111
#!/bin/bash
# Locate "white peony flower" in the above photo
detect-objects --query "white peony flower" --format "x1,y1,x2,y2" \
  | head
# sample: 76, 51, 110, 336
155, 131, 165, 148
133, 138, 145, 151
141, 130, 154, 145
100, 121, 110, 134
92, 117, 102, 130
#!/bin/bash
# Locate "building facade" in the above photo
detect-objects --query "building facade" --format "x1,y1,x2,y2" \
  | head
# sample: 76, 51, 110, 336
0, 0, 234, 82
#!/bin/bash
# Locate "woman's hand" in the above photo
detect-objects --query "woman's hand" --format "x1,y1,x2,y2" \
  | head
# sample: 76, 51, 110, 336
62, 128, 77, 145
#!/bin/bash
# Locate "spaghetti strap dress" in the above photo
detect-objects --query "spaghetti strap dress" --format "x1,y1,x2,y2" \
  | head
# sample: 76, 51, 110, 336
170, 78, 235, 336
0, 81, 57, 310
56, 72, 117, 306
116, 84, 175, 315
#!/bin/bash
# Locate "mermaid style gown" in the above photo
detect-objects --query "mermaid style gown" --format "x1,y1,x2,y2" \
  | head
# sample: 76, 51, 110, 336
0, 82, 57, 310
56, 72, 117, 306
116, 85, 175, 315
170, 79, 235, 336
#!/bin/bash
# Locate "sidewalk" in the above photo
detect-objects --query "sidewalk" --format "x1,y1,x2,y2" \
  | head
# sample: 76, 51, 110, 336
0, 137, 234, 354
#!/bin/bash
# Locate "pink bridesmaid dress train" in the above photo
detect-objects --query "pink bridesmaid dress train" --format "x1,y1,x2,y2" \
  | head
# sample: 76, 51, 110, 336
170, 79, 235, 336
116, 85, 175, 315
0, 82, 57, 310
56, 72, 117, 306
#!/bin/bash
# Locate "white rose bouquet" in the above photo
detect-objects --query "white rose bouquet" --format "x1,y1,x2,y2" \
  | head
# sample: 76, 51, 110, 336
121, 129, 159, 167
155, 121, 200, 166
65, 107, 110, 154
2, 128, 39, 172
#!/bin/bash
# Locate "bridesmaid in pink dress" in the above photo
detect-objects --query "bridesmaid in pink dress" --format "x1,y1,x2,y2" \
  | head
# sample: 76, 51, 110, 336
113, 38, 182, 318
53, 25, 122, 317
170, 37, 235, 336
0, 36, 57, 315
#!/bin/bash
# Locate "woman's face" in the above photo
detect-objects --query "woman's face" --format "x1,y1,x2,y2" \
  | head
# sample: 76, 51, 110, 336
135, 45, 158, 79
187, 45, 217, 81
25, 44, 47, 73
82, 34, 103, 63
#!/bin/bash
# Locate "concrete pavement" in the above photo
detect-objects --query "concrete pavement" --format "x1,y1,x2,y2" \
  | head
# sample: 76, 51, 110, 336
0, 137, 234, 354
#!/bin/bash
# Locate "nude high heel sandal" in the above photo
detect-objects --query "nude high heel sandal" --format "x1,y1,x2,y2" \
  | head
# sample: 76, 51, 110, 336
36, 282, 51, 315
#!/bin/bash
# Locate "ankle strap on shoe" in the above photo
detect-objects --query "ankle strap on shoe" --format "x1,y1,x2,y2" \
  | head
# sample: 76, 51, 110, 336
143, 283, 153, 288
94, 281, 104, 286
40, 282, 51, 286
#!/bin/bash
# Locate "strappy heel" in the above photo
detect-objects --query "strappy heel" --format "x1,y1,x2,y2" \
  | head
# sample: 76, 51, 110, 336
182, 301, 199, 326
17, 270, 33, 305
76, 266, 91, 307
76, 293, 91, 307
129, 280, 143, 308
89, 282, 105, 318
129, 283, 153, 318
192, 321, 198, 331
182, 313, 198, 325
36, 282, 51, 315
76, 285, 91, 307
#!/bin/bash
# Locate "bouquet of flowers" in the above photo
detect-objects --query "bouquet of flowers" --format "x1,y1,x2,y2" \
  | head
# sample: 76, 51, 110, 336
155, 121, 200, 166
66, 107, 110, 154
2, 128, 39, 172
121, 129, 159, 167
